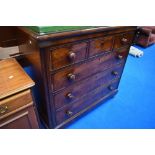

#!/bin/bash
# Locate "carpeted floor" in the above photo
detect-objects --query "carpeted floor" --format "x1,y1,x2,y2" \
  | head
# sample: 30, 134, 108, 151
66, 44, 155, 129
24, 44, 155, 129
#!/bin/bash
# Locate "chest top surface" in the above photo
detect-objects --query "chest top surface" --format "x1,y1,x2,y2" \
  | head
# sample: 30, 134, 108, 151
25, 26, 101, 34
0, 58, 34, 99
18, 26, 137, 42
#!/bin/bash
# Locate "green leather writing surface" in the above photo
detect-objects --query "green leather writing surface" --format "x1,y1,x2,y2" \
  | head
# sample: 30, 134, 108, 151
26, 26, 98, 34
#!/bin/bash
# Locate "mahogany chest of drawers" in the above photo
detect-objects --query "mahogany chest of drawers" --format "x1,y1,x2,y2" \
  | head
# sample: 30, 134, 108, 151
0, 58, 39, 129
16, 26, 137, 128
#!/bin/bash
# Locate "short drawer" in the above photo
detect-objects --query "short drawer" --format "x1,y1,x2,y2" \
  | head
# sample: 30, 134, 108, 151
89, 36, 114, 56
50, 42, 88, 70
114, 32, 135, 49
0, 90, 32, 119
54, 64, 124, 109
55, 80, 119, 125
52, 47, 129, 91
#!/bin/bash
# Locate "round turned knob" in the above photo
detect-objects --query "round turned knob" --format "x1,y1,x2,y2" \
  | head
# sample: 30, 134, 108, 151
66, 93, 74, 99
112, 71, 118, 76
66, 110, 73, 116
108, 86, 115, 91
68, 52, 76, 61
67, 73, 76, 81
117, 55, 123, 60
121, 38, 128, 44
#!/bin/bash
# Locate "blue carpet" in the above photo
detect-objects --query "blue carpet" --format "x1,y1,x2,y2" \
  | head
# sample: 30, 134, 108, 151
24, 44, 155, 129
66, 44, 155, 129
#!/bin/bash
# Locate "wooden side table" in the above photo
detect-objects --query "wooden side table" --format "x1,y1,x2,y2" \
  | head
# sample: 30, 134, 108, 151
0, 58, 39, 129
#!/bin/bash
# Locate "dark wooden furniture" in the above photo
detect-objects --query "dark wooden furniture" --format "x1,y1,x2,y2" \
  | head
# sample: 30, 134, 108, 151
136, 26, 155, 47
0, 58, 39, 129
0, 26, 19, 47
16, 26, 137, 128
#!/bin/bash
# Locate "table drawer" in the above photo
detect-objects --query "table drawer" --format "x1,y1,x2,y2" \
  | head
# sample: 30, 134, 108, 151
52, 47, 128, 91
114, 31, 135, 49
89, 36, 114, 56
55, 80, 119, 125
54, 64, 124, 109
50, 42, 88, 70
0, 90, 32, 119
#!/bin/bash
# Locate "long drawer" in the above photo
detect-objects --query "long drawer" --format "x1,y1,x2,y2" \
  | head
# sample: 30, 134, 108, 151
54, 63, 124, 110
52, 46, 129, 92
55, 79, 119, 125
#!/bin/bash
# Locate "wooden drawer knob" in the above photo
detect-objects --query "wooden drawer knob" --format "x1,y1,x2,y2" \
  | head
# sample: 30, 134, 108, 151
0, 105, 8, 114
66, 110, 73, 116
121, 38, 128, 44
117, 55, 123, 60
67, 73, 76, 81
108, 86, 115, 91
66, 93, 74, 99
112, 71, 118, 76
68, 52, 76, 61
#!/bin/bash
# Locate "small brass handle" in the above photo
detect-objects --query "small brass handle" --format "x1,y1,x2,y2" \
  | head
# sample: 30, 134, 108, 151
66, 93, 74, 99
67, 73, 76, 81
108, 86, 115, 91
112, 71, 118, 76
0, 105, 8, 114
66, 110, 73, 116
117, 55, 123, 60
68, 52, 76, 61
121, 38, 128, 44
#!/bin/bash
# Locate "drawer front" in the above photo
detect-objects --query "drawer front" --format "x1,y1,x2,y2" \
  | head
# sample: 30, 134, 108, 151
0, 90, 32, 119
0, 105, 39, 129
114, 32, 135, 49
55, 80, 119, 125
50, 42, 88, 70
52, 47, 129, 91
89, 36, 114, 56
54, 64, 124, 109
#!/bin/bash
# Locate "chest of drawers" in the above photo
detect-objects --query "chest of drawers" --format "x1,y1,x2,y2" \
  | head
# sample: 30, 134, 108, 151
17, 26, 137, 128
